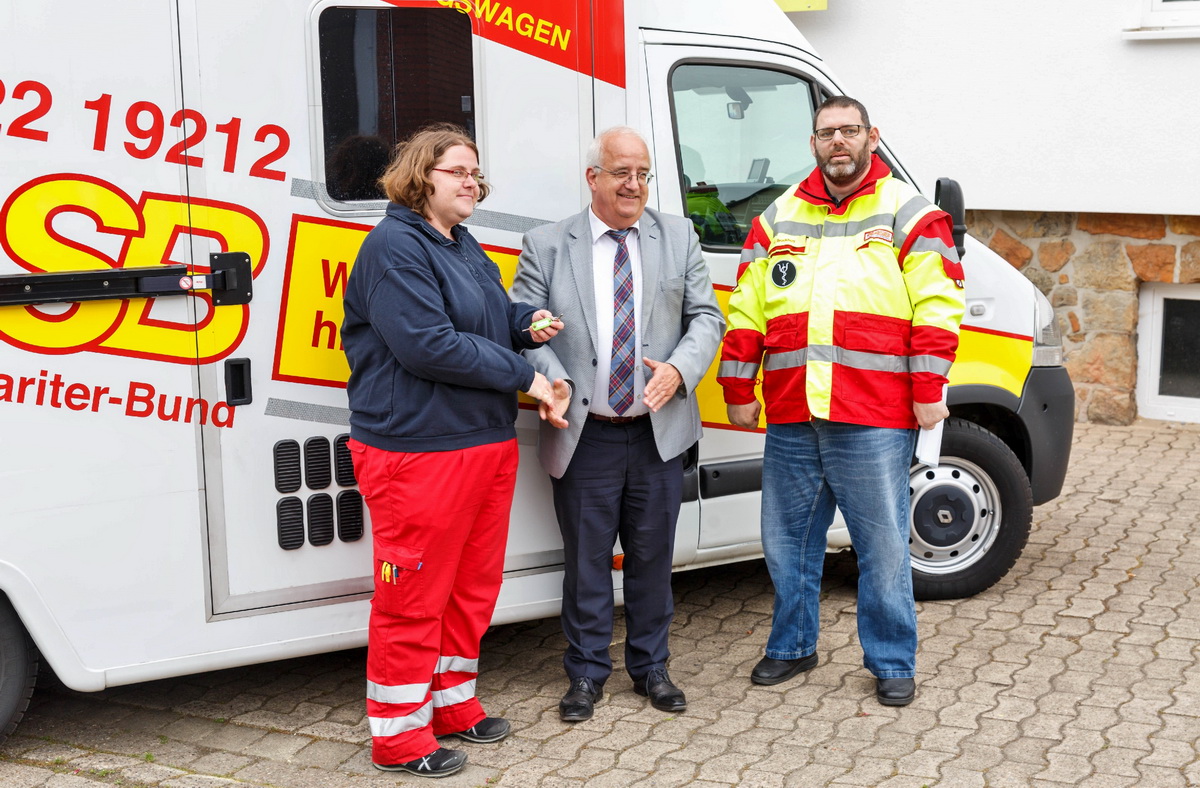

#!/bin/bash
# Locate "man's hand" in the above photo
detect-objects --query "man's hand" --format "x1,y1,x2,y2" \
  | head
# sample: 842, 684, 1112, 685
642, 358, 683, 412
527, 309, 564, 343
539, 378, 571, 429
727, 400, 762, 429
913, 400, 949, 430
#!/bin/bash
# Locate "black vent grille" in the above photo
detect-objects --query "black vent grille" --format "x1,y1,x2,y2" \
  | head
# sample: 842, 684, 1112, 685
334, 434, 356, 486
304, 437, 332, 490
307, 494, 335, 546
273, 441, 302, 493
337, 490, 364, 542
277, 497, 304, 550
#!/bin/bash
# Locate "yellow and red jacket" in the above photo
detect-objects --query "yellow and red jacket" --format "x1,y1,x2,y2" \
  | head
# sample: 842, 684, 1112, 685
718, 155, 965, 430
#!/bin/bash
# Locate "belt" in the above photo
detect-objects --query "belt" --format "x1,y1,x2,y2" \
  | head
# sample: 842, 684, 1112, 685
587, 412, 650, 425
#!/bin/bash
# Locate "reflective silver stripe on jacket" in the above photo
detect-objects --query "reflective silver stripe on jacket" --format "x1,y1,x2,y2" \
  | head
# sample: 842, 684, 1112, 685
904, 234, 956, 259
741, 244, 767, 263
717, 360, 761, 380
773, 220, 824, 238
764, 345, 909, 374
762, 349, 807, 371
909, 354, 953, 377
893, 196, 934, 249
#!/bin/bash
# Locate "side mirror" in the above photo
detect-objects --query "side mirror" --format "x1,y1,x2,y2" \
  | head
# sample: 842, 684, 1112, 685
934, 177, 967, 259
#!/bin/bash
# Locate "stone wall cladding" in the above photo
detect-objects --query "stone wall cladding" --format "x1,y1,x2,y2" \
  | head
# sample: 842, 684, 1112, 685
964, 210, 1200, 425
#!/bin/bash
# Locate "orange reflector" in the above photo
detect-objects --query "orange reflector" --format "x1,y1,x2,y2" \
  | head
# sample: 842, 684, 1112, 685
612, 554, 625, 571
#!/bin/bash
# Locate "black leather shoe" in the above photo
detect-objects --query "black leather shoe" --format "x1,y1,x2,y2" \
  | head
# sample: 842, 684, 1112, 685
559, 676, 602, 722
374, 747, 467, 778
453, 716, 511, 743
876, 677, 916, 706
632, 667, 687, 712
750, 652, 818, 685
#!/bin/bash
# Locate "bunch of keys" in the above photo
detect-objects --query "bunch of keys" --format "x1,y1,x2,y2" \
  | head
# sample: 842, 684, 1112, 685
525, 313, 564, 332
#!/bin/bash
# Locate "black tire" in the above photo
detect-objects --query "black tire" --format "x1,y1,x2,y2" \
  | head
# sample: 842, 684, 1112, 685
0, 593, 38, 745
909, 418, 1033, 601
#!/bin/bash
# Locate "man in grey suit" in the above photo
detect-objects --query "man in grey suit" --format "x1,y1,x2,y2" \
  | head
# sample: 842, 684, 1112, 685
510, 127, 724, 722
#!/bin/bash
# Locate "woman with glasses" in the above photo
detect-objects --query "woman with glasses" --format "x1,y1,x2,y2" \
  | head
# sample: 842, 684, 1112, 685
342, 123, 567, 778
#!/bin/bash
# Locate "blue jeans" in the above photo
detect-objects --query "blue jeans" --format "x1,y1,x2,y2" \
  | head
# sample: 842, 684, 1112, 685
761, 420, 917, 678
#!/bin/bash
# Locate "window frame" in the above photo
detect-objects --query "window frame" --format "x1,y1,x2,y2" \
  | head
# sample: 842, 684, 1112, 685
307, 1, 482, 216
1136, 282, 1200, 423
664, 57, 825, 253
1124, 0, 1200, 39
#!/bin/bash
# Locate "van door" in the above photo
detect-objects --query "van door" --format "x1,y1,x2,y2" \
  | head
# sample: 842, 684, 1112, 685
180, 0, 606, 613
643, 36, 827, 554
178, 0, 392, 614
0, 1, 219, 658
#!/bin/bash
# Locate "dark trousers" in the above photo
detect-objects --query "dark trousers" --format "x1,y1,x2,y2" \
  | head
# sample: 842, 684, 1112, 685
551, 417, 684, 685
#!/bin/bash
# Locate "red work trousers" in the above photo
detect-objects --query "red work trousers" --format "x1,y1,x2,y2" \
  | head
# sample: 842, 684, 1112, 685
349, 438, 518, 765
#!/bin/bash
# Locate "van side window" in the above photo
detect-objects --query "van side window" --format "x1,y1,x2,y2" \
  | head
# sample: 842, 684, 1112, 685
670, 64, 816, 248
318, 7, 476, 202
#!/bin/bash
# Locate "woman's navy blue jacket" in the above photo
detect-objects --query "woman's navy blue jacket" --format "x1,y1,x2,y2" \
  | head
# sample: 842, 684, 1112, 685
342, 204, 542, 452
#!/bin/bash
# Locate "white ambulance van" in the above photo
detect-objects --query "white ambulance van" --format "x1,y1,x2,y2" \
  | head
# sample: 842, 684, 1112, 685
0, 0, 1073, 741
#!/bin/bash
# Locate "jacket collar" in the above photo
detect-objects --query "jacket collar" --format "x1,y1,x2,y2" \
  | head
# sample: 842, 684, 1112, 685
795, 154, 892, 213
387, 202, 463, 245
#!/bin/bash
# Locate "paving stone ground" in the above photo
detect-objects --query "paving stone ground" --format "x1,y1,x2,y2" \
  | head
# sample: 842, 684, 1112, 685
3, 420, 1200, 787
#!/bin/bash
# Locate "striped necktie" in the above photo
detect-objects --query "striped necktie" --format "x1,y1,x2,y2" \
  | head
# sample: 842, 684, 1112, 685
606, 228, 635, 414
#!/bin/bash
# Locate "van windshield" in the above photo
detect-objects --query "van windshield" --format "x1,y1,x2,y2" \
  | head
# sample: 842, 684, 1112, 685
670, 64, 816, 249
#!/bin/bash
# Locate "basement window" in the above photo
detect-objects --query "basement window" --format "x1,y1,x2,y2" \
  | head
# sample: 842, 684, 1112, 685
1137, 283, 1200, 422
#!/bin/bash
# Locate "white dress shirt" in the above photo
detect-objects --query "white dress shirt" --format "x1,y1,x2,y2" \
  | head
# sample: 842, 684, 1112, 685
588, 208, 648, 417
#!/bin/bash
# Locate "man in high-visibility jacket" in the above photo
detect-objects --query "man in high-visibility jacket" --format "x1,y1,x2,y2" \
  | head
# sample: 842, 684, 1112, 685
717, 96, 965, 707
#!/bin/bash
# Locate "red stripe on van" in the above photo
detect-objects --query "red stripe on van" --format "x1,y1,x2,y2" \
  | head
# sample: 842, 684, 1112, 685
385, 0, 626, 88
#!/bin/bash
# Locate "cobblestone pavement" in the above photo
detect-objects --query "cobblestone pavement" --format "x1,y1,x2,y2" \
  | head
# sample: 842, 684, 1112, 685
3, 420, 1200, 788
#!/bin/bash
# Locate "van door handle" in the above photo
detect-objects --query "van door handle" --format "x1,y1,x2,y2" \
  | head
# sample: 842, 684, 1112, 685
224, 358, 252, 406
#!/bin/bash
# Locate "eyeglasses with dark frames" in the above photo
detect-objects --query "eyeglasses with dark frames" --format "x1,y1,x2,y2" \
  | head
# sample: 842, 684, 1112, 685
813, 124, 870, 141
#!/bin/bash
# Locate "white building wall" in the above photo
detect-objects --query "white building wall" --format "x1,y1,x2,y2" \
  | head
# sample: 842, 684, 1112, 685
792, 1, 1200, 216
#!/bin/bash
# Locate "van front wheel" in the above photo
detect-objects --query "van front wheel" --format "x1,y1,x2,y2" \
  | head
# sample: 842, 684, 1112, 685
0, 594, 38, 745
909, 418, 1033, 601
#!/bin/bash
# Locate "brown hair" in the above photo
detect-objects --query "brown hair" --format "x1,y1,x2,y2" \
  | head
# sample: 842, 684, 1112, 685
813, 95, 871, 131
378, 123, 490, 215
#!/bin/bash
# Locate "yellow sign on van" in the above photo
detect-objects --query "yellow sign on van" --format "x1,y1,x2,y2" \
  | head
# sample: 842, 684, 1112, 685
774, 0, 827, 10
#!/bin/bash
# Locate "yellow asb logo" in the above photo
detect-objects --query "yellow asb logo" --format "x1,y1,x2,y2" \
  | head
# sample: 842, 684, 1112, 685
0, 174, 267, 363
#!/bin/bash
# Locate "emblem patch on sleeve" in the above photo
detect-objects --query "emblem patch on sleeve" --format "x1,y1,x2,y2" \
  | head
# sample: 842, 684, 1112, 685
771, 260, 797, 288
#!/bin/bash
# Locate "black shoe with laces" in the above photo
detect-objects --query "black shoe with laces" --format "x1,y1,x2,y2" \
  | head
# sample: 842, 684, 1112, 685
632, 666, 687, 712
373, 747, 467, 778
559, 676, 603, 722
453, 716, 511, 743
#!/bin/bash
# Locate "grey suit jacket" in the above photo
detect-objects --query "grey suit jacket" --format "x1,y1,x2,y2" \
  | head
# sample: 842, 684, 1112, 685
510, 206, 725, 479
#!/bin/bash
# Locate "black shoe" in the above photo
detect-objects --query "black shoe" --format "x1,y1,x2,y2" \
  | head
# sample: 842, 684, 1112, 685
750, 653, 818, 686
373, 747, 467, 778
876, 677, 916, 706
453, 717, 511, 743
632, 667, 687, 713
559, 676, 602, 722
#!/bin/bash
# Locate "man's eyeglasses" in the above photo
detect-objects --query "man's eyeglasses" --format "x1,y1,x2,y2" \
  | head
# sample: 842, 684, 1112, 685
431, 167, 486, 184
813, 124, 869, 141
594, 167, 654, 185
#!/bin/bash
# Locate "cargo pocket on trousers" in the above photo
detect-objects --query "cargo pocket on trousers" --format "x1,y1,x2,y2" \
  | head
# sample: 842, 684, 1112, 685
374, 547, 425, 618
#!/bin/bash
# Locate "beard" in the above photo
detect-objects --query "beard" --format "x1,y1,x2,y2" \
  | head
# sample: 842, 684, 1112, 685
817, 144, 870, 186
